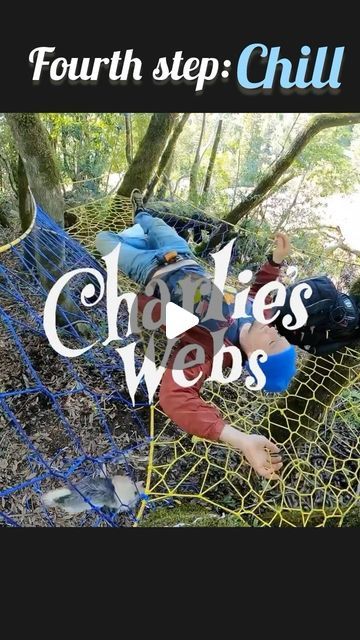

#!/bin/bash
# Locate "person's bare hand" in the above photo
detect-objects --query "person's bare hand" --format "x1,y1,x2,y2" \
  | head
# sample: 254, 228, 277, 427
219, 426, 283, 480
272, 232, 291, 264
241, 434, 283, 480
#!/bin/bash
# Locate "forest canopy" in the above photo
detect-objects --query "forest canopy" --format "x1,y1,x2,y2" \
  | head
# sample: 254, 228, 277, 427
1, 111, 360, 283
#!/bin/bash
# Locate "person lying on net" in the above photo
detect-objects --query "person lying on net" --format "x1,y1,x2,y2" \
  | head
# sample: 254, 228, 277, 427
96, 190, 298, 481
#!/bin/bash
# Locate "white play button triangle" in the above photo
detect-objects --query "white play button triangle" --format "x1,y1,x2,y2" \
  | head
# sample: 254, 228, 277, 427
165, 302, 199, 339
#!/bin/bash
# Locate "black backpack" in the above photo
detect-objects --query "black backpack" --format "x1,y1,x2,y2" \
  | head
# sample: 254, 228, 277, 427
274, 276, 360, 355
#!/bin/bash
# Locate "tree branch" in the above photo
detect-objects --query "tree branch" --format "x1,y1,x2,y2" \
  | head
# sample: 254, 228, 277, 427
226, 113, 360, 225
326, 241, 360, 258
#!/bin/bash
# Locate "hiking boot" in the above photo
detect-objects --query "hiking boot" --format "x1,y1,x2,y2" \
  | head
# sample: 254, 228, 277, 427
130, 188, 144, 220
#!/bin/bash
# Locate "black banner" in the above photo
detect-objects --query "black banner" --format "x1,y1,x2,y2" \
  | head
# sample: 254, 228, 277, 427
1, 15, 358, 112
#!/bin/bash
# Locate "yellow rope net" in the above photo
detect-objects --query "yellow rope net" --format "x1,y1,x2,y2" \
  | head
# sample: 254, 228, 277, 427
66, 194, 360, 527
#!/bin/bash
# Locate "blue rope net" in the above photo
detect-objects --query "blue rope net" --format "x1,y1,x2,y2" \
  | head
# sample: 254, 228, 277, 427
0, 205, 150, 527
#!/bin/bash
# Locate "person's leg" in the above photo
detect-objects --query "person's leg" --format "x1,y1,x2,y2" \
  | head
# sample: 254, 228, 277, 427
135, 211, 194, 257
117, 223, 148, 250
95, 230, 159, 285
96, 211, 196, 284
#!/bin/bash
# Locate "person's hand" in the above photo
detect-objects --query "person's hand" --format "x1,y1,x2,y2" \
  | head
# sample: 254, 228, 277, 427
272, 232, 291, 264
219, 426, 282, 480
240, 434, 283, 480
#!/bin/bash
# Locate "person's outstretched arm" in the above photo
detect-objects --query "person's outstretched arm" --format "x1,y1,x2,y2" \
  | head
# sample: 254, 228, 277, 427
159, 347, 283, 481
136, 278, 283, 480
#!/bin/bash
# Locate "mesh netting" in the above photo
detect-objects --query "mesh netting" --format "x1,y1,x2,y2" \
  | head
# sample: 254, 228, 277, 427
67, 194, 360, 527
1, 193, 360, 527
0, 202, 150, 527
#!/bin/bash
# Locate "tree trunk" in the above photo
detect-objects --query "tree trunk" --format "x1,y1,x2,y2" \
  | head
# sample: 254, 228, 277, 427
0, 149, 18, 197
156, 151, 175, 199
116, 113, 178, 197
4, 113, 65, 226
0, 210, 9, 228
189, 114, 206, 205
124, 113, 133, 166
61, 130, 73, 181
201, 118, 223, 208
263, 347, 360, 444
198, 114, 360, 254
4, 114, 87, 331
230, 127, 243, 210
17, 155, 33, 233
144, 113, 190, 202
18, 154, 36, 269
263, 276, 360, 443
